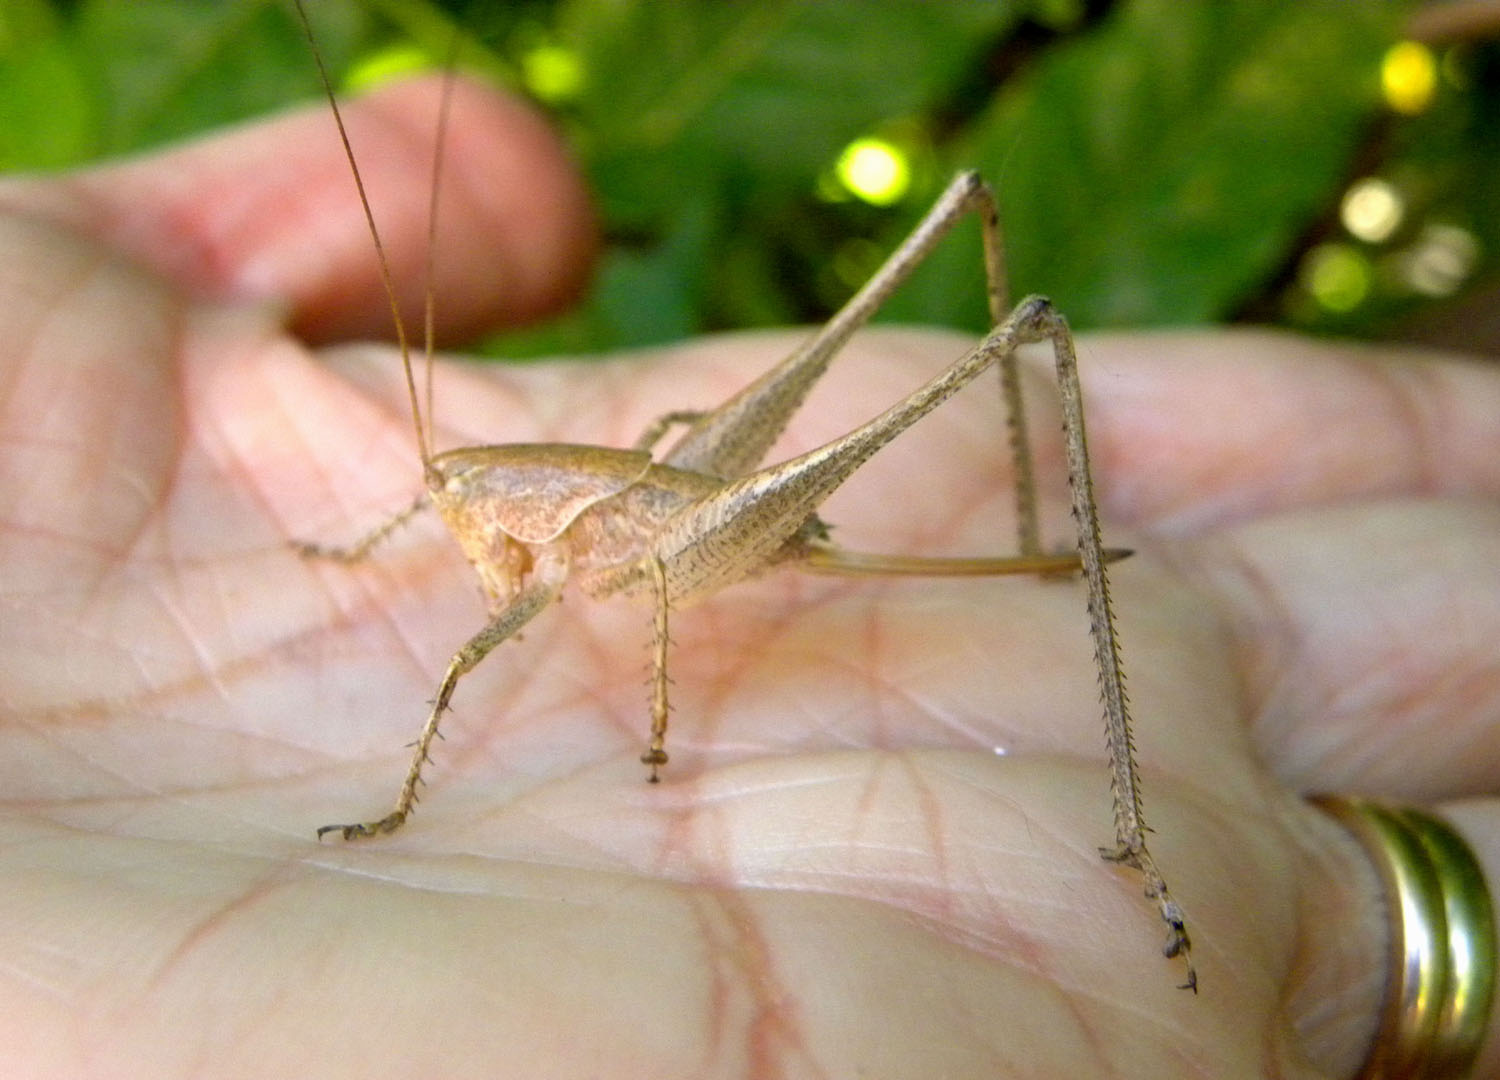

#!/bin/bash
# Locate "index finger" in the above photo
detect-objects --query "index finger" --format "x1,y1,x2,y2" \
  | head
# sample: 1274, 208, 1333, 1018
0, 75, 598, 348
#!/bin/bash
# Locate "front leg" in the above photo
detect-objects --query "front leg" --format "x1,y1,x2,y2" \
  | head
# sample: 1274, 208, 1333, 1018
318, 566, 564, 840
293, 493, 430, 563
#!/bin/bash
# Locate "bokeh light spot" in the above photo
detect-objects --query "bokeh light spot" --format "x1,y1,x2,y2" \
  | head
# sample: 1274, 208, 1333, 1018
522, 44, 584, 103
344, 45, 432, 93
1301, 243, 1371, 313
1382, 41, 1437, 114
832, 237, 884, 289
1401, 224, 1480, 297
1341, 178, 1404, 244
835, 138, 912, 206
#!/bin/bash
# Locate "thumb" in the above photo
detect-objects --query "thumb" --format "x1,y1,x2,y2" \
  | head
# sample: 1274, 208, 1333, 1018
8, 75, 598, 347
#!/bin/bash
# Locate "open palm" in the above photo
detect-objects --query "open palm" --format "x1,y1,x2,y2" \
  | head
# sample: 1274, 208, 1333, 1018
2, 79, 1497, 1079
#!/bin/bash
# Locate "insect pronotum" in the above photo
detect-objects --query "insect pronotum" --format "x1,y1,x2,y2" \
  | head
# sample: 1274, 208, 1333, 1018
292, 2, 1195, 991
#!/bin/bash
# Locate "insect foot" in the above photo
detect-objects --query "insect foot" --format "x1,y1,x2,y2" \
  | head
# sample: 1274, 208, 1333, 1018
317, 811, 409, 842
640, 748, 669, 781
1102, 841, 1197, 992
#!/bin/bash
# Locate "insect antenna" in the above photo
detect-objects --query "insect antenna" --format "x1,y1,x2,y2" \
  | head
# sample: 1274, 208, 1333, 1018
291, 0, 437, 477
420, 25, 467, 463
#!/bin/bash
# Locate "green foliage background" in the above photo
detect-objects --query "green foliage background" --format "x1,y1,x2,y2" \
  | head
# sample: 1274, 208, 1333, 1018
2, 0, 1496, 357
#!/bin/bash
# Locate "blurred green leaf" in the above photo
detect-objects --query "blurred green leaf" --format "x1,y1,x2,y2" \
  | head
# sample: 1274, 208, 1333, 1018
0, 6, 95, 169
0, 0, 377, 170
882, 0, 1408, 330
10, 0, 1496, 357
568, 0, 1018, 196
541, 0, 1029, 348
73, 0, 371, 155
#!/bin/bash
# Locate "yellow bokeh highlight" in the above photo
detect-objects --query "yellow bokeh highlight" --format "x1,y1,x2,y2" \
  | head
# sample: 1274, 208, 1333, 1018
834, 137, 912, 206
522, 44, 584, 103
1382, 41, 1437, 115
1301, 243, 1371, 313
344, 45, 432, 94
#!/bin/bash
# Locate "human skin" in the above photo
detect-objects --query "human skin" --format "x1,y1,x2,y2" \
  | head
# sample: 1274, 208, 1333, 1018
1, 78, 1497, 1079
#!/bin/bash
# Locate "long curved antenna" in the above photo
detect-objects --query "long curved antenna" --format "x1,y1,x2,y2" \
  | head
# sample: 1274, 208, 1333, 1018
421, 22, 466, 462
292, 0, 433, 474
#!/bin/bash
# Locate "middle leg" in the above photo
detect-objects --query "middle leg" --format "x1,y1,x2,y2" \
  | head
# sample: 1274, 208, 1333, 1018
318, 566, 564, 840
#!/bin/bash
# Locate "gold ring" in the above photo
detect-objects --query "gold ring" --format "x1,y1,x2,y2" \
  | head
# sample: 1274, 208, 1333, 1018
1317, 796, 1496, 1079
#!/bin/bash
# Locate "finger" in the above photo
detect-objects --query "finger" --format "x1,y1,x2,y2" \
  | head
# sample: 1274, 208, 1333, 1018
1293, 797, 1500, 1078
1162, 497, 1500, 801
1073, 330, 1500, 533
9, 75, 598, 346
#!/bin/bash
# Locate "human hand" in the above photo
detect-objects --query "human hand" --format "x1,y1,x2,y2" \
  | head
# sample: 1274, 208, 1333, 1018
1, 77, 1496, 1079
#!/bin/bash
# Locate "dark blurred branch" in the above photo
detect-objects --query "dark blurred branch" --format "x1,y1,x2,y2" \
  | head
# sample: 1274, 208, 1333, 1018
1408, 0, 1500, 44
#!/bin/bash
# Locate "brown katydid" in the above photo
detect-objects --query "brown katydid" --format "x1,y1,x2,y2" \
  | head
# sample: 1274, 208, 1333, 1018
292, 3, 1195, 991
